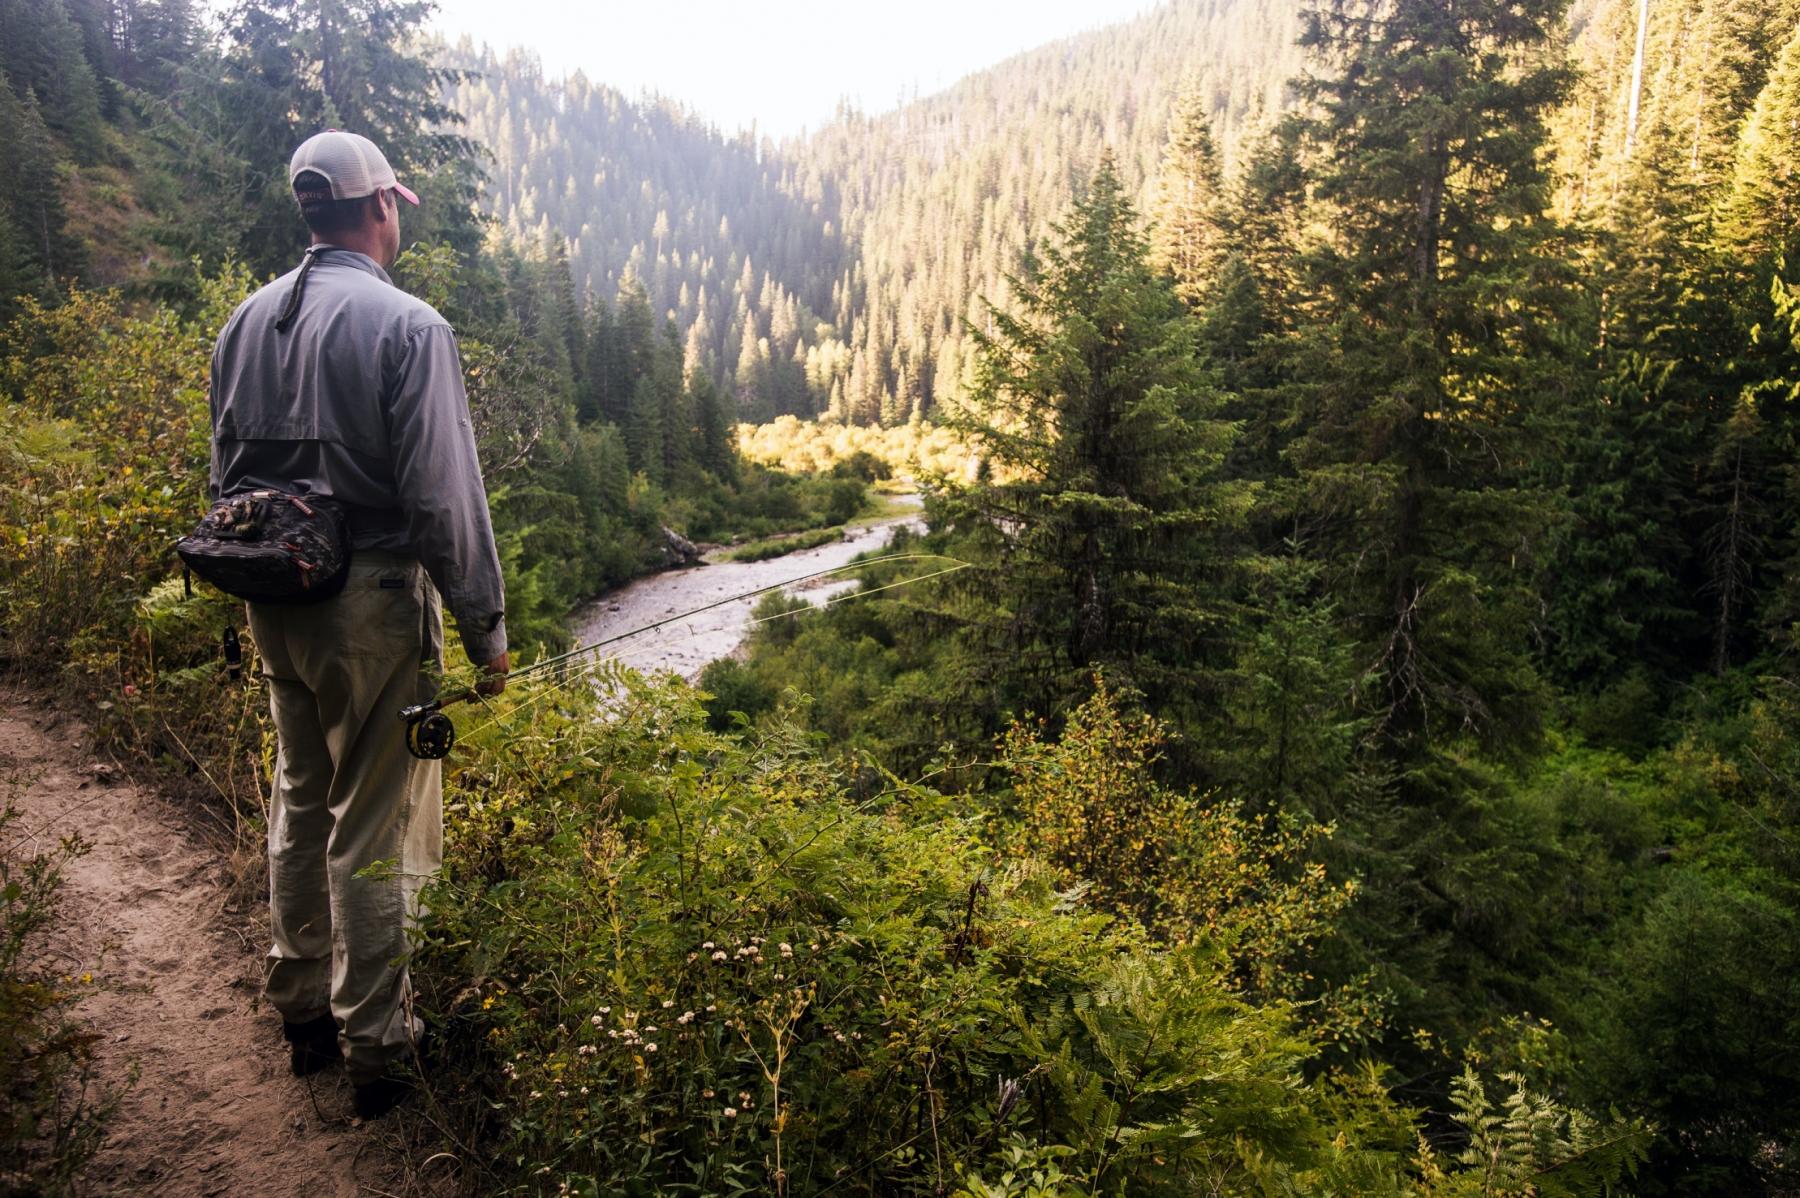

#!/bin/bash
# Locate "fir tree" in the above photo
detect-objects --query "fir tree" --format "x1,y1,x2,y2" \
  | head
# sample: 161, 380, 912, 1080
0, 81, 83, 314
1149, 82, 1226, 308
1288, 0, 1576, 751
213, 0, 476, 274
1717, 20, 1800, 266
0, 0, 104, 161
625, 374, 665, 486
943, 155, 1247, 728
687, 369, 737, 482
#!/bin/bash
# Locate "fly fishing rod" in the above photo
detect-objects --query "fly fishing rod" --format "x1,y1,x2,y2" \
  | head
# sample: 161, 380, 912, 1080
398, 550, 966, 759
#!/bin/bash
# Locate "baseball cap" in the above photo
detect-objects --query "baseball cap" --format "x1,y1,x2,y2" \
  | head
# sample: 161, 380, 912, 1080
288, 130, 420, 206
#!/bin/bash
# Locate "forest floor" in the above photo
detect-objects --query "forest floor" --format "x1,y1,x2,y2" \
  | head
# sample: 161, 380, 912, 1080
0, 688, 424, 1198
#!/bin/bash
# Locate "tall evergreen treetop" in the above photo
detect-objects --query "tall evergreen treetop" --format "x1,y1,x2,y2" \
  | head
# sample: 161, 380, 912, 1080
0, 0, 104, 160
945, 155, 1247, 725
217, 0, 477, 274
1289, 0, 1577, 749
1149, 82, 1228, 307
1719, 21, 1800, 265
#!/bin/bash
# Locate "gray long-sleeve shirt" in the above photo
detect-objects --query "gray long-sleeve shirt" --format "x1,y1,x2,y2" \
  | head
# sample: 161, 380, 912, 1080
209, 247, 508, 664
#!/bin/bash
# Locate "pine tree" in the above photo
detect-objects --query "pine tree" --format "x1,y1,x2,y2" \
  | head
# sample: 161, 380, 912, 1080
1719, 22, 1800, 266
1541, 352, 1700, 682
113, 0, 202, 93
1689, 26, 1800, 667
213, 0, 477, 275
625, 374, 665, 486
687, 369, 737, 482
733, 320, 770, 423
0, 0, 104, 161
1288, 0, 1576, 751
0, 81, 82, 313
655, 320, 691, 481
1273, 0, 1600, 1076
942, 155, 1247, 727
579, 300, 614, 424
603, 273, 656, 425
1148, 83, 1226, 308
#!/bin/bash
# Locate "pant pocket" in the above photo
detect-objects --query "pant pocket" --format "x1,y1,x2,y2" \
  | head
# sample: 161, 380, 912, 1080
333, 566, 425, 659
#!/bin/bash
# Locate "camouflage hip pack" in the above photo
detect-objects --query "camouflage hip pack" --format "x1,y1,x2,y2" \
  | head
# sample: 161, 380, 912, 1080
177, 490, 350, 603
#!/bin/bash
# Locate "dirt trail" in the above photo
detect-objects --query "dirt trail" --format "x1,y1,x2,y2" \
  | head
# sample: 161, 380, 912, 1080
0, 691, 383, 1197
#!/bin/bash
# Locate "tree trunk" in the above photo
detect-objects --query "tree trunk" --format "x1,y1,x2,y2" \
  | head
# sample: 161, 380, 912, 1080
1625, 0, 1651, 159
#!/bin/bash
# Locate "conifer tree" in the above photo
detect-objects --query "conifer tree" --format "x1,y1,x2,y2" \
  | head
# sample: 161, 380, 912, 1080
943, 155, 1246, 726
602, 273, 656, 425
625, 374, 665, 485
1719, 23, 1800, 267
1149, 83, 1226, 308
214, 0, 475, 274
654, 320, 690, 481
0, 81, 82, 314
687, 369, 737, 482
579, 300, 614, 424
0, 0, 104, 161
1288, 0, 1576, 751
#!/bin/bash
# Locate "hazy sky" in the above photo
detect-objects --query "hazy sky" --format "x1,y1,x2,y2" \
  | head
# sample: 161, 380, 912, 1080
429, 0, 1157, 139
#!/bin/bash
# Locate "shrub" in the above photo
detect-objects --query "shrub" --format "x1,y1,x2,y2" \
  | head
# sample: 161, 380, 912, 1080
999, 680, 1353, 1002
723, 528, 844, 563
409, 672, 1647, 1196
0, 270, 248, 667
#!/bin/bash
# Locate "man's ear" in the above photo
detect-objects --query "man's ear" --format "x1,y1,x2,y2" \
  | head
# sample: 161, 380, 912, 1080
371, 190, 394, 223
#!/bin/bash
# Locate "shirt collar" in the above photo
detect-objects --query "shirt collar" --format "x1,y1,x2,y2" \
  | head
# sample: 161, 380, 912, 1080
308, 245, 393, 285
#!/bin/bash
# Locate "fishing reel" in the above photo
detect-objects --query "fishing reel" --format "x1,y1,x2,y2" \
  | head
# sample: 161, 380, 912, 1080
403, 707, 457, 759
399, 690, 475, 760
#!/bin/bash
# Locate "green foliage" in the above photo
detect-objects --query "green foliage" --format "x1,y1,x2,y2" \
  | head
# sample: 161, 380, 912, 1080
1148, 82, 1227, 308
1417, 1068, 1649, 1197
940, 156, 1250, 730
999, 681, 1353, 1006
209, 0, 478, 275
0, 80, 84, 319
0, 0, 103, 161
6, 0, 1800, 1188
404, 669, 1637, 1197
724, 527, 844, 563
0, 269, 245, 662
1717, 22, 1800, 265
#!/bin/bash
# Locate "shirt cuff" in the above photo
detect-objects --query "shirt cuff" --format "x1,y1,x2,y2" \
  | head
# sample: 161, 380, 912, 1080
459, 617, 508, 667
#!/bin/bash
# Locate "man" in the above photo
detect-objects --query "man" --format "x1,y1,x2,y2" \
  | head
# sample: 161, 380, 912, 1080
208, 129, 508, 1119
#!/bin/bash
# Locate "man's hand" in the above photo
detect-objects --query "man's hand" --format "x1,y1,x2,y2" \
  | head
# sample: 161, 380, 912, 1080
476, 651, 509, 696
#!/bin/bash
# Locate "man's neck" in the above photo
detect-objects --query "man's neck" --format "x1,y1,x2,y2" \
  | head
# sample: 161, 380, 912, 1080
312, 233, 388, 267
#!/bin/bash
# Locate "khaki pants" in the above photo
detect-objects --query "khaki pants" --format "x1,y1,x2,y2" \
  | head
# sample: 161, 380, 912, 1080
247, 551, 443, 1083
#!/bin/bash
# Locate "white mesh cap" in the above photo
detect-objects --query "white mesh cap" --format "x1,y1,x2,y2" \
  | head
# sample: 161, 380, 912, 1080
288, 130, 420, 206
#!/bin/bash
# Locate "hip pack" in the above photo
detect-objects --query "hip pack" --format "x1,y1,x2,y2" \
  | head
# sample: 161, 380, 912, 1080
177, 490, 350, 603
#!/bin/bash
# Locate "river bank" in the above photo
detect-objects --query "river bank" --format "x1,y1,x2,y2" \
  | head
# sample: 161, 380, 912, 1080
568, 494, 925, 679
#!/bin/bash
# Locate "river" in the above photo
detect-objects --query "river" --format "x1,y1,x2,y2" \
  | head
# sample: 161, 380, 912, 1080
567, 495, 926, 680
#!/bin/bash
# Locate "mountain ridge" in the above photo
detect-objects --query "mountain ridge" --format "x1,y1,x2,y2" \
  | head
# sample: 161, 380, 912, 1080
453, 0, 1308, 425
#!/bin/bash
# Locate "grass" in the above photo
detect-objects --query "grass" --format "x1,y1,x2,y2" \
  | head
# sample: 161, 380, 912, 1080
844, 489, 922, 529
721, 526, 845, 562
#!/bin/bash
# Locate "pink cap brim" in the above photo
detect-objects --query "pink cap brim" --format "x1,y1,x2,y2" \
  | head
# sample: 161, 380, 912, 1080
393, 182, 420, 206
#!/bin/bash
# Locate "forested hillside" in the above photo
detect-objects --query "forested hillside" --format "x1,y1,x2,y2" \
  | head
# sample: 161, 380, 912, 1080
461, 0, 1308, 425
463, 0, 1800, 441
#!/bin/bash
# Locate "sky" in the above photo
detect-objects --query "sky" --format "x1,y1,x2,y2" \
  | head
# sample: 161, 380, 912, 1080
429, 0, 1158, 139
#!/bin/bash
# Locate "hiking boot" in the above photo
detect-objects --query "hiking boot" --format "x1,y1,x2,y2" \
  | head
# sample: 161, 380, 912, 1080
349, 1025, 432, 1119
351, 1074, 413, 1119
282, 1013, 342, 1077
